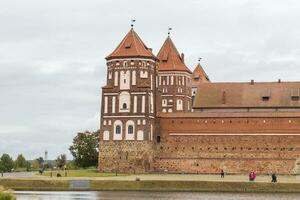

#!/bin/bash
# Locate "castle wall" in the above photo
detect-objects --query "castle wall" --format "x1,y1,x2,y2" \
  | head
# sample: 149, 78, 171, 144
154, 114, 300, 174
99, 141, 154, 173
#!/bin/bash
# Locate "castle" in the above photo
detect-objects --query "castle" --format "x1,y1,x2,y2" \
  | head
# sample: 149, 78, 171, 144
98, 27, 300, 174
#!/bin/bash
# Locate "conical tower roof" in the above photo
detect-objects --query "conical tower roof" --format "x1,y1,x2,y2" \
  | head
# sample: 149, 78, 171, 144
192, 63, 210, 86
106, 29, 156, 60
157, 36, 191, 73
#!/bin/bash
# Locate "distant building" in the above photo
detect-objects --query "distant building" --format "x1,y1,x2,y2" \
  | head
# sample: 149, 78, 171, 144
98, 28, 300, 174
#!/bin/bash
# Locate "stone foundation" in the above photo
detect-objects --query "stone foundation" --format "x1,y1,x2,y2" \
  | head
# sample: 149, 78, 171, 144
154, 158, 296, 174
98, 141, 154, 173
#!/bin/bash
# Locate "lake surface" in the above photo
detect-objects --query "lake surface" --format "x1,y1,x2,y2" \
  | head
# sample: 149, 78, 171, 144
14, 191, 300, 200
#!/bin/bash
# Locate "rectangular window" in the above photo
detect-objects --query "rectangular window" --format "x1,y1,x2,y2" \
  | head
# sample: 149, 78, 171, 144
157, 136, 161, 143
291, 96, 299, 101
262, 96, 270, 101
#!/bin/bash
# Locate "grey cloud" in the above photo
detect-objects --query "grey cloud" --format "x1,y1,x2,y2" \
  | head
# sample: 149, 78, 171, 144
1, 0, 300, 159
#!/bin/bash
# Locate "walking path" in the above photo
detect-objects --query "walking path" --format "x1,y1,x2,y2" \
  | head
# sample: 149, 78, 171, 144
1, 172, 42, 178
91, 174, 300, 183
2, 172, 299, 183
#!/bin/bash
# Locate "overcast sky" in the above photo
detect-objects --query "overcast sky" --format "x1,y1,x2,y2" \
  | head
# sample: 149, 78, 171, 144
1, 0, 300, 160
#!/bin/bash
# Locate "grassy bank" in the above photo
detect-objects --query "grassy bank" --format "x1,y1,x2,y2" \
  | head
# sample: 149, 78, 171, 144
42, 169, 127, 177
0, 186, 15, 200
1, 179, 300, 193
0, 179, 69, 191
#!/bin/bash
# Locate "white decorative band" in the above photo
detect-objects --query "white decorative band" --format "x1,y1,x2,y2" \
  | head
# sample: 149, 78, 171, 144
103, 93, 118, 95
169, 133, 300, 136
103, 115, 146, 118
107, 58, 156, 62
131, 92, 147, 94
158, 72, 191, 76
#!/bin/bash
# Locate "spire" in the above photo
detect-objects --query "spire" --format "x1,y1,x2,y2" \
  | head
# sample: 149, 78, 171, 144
192, 59, 210, 84
168, 27, 172, 37
131, 19, 136, 29
106, 28, 156, 60
157, 36, 191, 73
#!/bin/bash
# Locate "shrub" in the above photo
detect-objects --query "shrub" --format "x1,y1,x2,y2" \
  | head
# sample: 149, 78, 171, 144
0, 186, 15, 200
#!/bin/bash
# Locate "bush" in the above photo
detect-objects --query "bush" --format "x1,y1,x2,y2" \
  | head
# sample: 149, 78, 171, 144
66, 160, 78, 170
0, 186, 15, 200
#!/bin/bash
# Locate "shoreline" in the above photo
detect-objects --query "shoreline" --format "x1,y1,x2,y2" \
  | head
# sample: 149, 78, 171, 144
1, 179, 300, 193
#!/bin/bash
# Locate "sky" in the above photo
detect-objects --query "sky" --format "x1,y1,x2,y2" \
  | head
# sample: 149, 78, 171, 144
1, 0, 300, 160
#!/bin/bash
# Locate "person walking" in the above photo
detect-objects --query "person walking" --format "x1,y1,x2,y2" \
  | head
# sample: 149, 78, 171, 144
252, 171, 256, 181
271, 173, 277, 183
249, 171, 253, 181
249, 171, 256, 181
220, 169, 225, 178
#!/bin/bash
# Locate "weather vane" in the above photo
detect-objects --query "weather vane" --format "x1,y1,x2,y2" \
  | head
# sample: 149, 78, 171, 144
131, 19, 136, 28
198, 57, 202, 63
168, 27, 172, 36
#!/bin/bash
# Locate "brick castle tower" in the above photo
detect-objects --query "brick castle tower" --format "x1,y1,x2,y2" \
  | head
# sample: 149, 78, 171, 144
98, 28, 158, 173
191, 61, 210, 107
156, 36, 192, 113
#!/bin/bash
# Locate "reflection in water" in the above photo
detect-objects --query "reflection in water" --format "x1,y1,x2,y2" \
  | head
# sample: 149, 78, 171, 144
15, 191, 300, 200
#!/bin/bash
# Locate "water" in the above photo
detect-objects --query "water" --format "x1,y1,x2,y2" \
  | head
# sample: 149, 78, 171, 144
14, 191, 300, 200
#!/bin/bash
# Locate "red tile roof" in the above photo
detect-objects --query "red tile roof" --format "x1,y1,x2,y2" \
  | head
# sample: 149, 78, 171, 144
192, 63, 210, 86
158, 111, 300, 118
193, 81, 300, 108
106, 29, 156, 60
157, 37, 191, 73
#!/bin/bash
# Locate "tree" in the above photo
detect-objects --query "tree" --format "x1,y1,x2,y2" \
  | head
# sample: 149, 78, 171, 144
31, 160, 40, 170
25, 161, 31, 171
0, 154, 14, 172
69, 130, 99, 168
55, 154, 67, 169
36, 157, 44, 167
14, 154, 27, 169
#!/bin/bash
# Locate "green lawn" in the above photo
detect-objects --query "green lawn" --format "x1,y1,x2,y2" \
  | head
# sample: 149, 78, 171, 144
41, 169, 127, 177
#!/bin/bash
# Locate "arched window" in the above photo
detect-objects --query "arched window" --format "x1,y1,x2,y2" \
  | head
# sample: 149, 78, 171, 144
177, 99, 183, 110
120, 71, 130, 90
128, 125, 133, 134
113, 120, 122, 140
162, 99, 167, 106
116, 125, 121, 134
119, 91, 130, 112
125, 120, 135, 140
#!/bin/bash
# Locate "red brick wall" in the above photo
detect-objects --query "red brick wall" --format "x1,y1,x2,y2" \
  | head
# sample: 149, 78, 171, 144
154, 115, 300, 174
